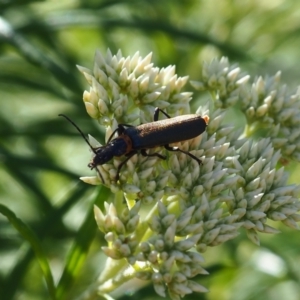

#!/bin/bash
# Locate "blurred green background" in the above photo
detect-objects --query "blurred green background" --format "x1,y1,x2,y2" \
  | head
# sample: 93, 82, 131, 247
1, 1, 300, 299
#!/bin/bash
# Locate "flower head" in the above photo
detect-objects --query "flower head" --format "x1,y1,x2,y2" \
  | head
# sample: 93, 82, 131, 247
76, 51, 300, 299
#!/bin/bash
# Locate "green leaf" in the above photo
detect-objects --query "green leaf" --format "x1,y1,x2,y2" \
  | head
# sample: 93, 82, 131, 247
0, 203, 57, 300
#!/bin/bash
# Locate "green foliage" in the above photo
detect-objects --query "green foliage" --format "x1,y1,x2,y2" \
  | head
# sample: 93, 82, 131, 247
1, 1, 300, 300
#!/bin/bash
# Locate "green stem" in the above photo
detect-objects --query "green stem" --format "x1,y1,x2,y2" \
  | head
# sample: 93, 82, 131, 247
244, 122, 258, 137
98, 259, 136, 293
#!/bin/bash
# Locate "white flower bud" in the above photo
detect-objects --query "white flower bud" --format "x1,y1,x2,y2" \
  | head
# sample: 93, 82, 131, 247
220, 223, 242, 234
273, 185, 297, 196
254, 76, 265, 95
126, 215, 139, 233
279, 108, 295, 122
175, 234, 201, 251
247, 193, 264, 208
142, 91, 161, 104
246, 229, 260, 245
236, 75, 250, 85
154, 239, 165, 252
245, 158, 263, 181
190, 80, 205, 91
119, 244, 131, 257
257, 200, 270, 212
227, 67, 241, 81
203, 228, 220, 244
138, 167, 153, 179
135, 52, 153, 73
226, 95, 239, 106
80, 176, 101, 185
175, 76, 189, 90
180, 222, 203, 235
233, 208, 246, 219
246, 106, 256, 120
77, 64, 92, 75
254, 220, 264, 231
124, 113, 139, 123
152, 190, 164, 202
129, 78, 139, 98
269, 211, 287, 221
112, 216, 126, 234
170, 282, 192, 296
81, 71, 94, 86
161, 214, 176, 228
153, 282, 166, 298
189, 264, 209, 276
208, 74, 217, 88
211, 232, 239, 245
256, 104, 268, 117
102, 247, 122, 259
97, 98, 109, 115
94, 205, 105, 231
291, 214, 300, 222
282, 217, 299, 229
204, 219, 218, 231
262, 224, 280, 234
123, 184, 141, 194
243, 220, 255, 229
173, 272, 186, 283
246, 210, 266, 220
84, 102, 99, 119
278, 206, 297, 216
283, 144, 296, 155
187, 280, 209, 293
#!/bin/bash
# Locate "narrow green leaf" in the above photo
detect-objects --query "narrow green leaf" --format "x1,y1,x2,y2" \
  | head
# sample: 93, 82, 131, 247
56, 185, 111, 300
0, 203, 57, 300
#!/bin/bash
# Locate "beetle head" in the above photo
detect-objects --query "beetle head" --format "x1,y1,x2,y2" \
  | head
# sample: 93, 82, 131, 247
88, 137, 128, 168
88, 145, 115, 168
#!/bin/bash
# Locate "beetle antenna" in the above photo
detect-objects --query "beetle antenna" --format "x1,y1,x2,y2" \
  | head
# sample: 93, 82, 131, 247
58, 114, 97, 155
59, 114, 106, 184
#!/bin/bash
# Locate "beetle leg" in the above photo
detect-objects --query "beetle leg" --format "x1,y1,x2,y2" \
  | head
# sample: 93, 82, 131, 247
115, 150, 137, 181
106, 126, 122, 144
94, 166, 105, 184
141, 149, 166, 159
117, 124, 127, 135
164, 144, 202, 165
153, 107, 172, 121
106, 124, 133, 144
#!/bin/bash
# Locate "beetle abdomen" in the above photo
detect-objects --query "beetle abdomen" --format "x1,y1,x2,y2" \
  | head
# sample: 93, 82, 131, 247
126, 114, 207, 149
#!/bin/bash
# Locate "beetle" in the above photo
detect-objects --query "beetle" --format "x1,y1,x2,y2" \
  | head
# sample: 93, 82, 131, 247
59, 108, 209, 183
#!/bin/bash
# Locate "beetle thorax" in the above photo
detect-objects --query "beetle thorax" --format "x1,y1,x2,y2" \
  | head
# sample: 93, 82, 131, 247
88, 137, 130, 169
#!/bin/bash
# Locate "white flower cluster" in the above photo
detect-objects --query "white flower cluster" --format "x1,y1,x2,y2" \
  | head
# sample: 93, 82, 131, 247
226, 138, 300, 244
77, 51, 300, 299
190, 57, 250, 108
240, 73, 300, 161
78, 49, 192, 187
192, 58, 300, 161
